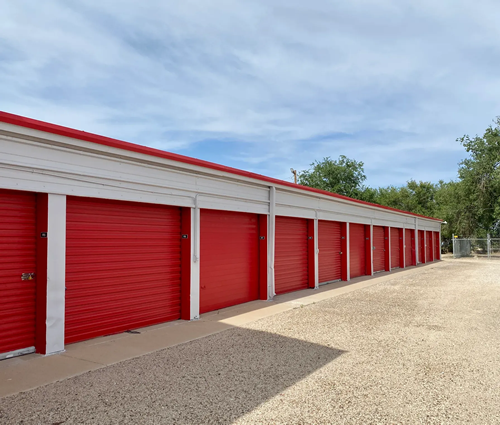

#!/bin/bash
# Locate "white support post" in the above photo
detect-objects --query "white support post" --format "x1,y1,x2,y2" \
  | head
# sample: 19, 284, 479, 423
190, 206, 200, 320
388, 227, 392, 270
46, 194, 66, 355
423, 228, 427, 264
346, 222, 350, 281
370, 223, 374, 276
403, 224, 406, 268
268, 186, 276, 299
314, 216, 319, 289
415, 218, 419, 264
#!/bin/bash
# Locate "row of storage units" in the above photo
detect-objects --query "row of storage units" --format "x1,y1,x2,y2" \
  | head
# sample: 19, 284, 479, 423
0, 111, 442, 360
1, 189, 441, 358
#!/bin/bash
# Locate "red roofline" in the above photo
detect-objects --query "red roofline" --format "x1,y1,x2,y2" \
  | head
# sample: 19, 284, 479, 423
0, 111, 442, 222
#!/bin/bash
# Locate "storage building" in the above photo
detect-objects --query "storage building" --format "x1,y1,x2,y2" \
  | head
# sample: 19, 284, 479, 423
0, 112, 442, 359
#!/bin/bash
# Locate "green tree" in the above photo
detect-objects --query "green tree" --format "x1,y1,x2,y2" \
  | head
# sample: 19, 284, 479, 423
374, 180, 437, 217
434, 180, 466, 239
456, 117, 500, 236
298, 156, 369, 199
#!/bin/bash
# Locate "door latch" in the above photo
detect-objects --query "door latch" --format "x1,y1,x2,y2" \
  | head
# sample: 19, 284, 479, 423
21, 273, 35, 281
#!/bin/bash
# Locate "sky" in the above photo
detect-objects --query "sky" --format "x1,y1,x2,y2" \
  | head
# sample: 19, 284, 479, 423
1, 1, 500, 187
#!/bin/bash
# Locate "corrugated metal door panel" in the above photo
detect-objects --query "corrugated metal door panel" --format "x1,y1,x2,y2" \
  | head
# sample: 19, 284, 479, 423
391, 228, 401, 268
434, 231, 440, 260
275, 216, 308, 295
426, 231, 433, 261
419, 230, 425, 263
349, 223, 366, 278
318, 220, 342, 283
200, 210, 259, 314
65, 197, 181, 344
0, 190, 37, 355
405, 229, 412, 266
372, 226, 385, 272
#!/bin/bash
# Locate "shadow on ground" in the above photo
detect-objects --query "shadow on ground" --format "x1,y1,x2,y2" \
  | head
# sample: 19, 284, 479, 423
1, 327, 344, 424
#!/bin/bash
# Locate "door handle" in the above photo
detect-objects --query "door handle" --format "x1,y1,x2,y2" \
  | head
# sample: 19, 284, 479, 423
21, 272, 35, 281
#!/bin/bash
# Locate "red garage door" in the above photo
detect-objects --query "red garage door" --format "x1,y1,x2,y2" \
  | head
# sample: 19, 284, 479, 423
200, 210, 259, 313
65, 197, 181, 344
391, 228, 401, 269
275, 216, 308, 295
418, 230, 425, 263
318, 220, 342, 284
434, 231, 440, 260
426, 231, 434, 262
372, 226, 385, 272
349, 223, 366, 279
0, 190, 37, 358
405, 229, 414, 266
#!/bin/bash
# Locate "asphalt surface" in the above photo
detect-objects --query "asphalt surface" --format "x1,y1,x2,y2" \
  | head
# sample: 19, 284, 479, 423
1, 258, 500, 424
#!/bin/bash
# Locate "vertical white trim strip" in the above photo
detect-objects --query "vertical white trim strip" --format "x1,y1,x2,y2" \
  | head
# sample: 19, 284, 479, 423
268, 186, 276, 299
46, 194, 66, 355
425, 229, 427, 263
370, 223, 374, 276
388, 227, 392, 270
190, 206, 200, 319
346, 222, 350, 281
415, 218, 419, 264
403, 224, 406, 268
314, 216, 319, 289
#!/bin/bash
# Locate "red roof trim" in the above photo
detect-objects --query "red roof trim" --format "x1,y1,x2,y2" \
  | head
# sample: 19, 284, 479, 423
0, 111, 442, 222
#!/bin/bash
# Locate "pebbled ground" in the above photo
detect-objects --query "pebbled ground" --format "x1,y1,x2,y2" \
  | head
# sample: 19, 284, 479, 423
1, 258, 500, 424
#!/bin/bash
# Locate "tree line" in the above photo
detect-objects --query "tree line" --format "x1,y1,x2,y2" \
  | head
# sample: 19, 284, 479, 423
297, 118, 500, 242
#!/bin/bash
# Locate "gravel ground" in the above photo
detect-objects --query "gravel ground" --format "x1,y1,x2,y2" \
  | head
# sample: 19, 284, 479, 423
2, 259, 500, 424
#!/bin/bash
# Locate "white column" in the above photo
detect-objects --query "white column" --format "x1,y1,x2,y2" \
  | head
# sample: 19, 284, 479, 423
190, 206, 200, 319
388, 227, 392, 270
424, 230, 428, 263
402, 225, 406, 268
415, 218, 419, 264
314, 217, 319, 288
424, 229, 427, 263
346, 223, 350, 281
370, 223, 374, 276
46, 194, 66, 355
268, 187, 276, 299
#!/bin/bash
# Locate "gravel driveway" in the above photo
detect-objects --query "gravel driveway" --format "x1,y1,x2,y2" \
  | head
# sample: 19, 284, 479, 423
2, 259, 500, 424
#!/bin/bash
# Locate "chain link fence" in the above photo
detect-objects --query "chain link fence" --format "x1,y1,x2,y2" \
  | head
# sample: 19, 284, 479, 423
453, 236, 500, 259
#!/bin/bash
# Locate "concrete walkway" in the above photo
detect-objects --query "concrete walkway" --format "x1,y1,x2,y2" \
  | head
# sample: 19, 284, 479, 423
0, 265, 426, 398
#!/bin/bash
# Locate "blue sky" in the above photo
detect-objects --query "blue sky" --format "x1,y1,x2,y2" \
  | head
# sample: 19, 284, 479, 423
1, 1, 500, 187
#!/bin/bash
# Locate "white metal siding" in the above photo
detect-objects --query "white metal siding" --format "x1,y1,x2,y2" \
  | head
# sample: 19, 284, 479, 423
0, 122, 442, 231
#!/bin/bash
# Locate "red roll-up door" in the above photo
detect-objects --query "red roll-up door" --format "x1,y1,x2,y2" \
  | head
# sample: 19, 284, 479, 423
200, 210, 259, 313
65, 197, 181, 344
349, 223, 366, 278
426, 231, 434, 262
405, 229, 414, 266
275, 216, 308, 295
391, 228, 401, 269
434, 232, 440, 260
318, 220, 342, 284
372, 226, 385, 272
0, 190, 37, 357
418, 230, 425, 263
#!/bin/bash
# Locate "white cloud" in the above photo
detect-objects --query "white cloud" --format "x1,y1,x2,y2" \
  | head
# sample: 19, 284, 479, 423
1, 0, 499, 186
